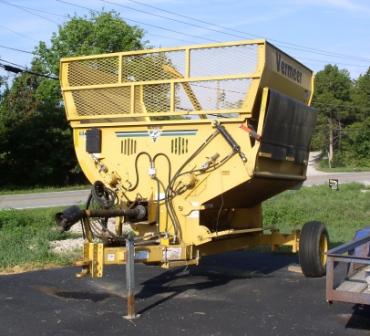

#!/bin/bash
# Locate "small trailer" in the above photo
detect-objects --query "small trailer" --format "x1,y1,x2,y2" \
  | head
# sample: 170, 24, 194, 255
326, 228, 370, 305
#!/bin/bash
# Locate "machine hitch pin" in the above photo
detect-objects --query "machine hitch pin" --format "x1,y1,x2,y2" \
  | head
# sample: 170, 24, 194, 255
124, 236, 139, 320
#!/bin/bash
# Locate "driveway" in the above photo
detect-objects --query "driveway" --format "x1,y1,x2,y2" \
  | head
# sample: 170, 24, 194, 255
0, 252, 369, 336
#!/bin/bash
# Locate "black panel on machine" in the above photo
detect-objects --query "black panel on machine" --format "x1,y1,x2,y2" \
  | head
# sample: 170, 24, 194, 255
86, 128, 102, 153
260, 89, 316, 164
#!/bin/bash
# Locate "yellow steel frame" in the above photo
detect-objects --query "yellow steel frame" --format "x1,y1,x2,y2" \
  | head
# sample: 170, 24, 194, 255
60, 39, 315, 277
76, 229, 300, 278
61, 39, 313, 127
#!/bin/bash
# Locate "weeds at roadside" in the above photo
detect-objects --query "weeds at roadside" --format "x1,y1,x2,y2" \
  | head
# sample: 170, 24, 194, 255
263, 183, 370, 244
0, 207, 79, 272
0, 183, 369, 272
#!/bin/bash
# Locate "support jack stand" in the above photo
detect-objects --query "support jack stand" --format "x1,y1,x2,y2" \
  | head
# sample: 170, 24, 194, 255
123, 237, 140, 320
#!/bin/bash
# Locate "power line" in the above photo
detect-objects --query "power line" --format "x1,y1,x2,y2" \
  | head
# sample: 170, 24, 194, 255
58, 0, 258, 64
1, 54, 365, 110
0, 58, 58, 80
98, 0, 247, 41
0, 44, 34, 55
124, 0, 370, 64
0, 60, 367, 112
57, 0, 220, 43
57, 0, 340, 66
0, 0, 60, 25
0, 63, 58, 80
10, 3, 67, 18
54, 0, 196, 45
0, 57, 27, 68
144, 32, 195, 45
0, 0, 368, 70
300, 57, 369, 69
93, 0, 370, 68
0, 24, 39, 43
0, 1, 367, 84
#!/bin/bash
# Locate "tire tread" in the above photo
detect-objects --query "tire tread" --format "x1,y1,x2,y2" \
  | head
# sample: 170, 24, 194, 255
299, 221, 329, 278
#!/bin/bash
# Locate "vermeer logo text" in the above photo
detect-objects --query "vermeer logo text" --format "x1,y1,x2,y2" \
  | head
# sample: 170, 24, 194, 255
276, 52, 302, 84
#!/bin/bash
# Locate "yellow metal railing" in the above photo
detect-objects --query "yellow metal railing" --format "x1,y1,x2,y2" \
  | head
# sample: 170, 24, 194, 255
60, 40, 265, 122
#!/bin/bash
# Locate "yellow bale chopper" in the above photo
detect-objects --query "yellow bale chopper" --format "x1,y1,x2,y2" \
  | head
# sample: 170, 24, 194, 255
57, 39, 329, 318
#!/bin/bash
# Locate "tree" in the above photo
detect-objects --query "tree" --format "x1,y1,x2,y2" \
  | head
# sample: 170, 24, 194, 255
0, 70, 73, 185
36, 11, 145, 75
312, 65, 353, 167
338, 117, 370, 167
0, 10, 146, 187
352, 67, 370, 121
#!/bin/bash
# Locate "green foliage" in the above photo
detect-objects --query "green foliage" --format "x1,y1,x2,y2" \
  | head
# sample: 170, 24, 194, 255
352, 68, 370, 117
315, 65, 352, 101
0, 207, 75, 271
36, 11, 145, 75
312, 65, 353, 146
336, 117, 370, 167
0, 10, 145, 187
0, 75, 7, 97
312, 65, 370, 168
0, 71, 76, 185
263, 183, 370, 244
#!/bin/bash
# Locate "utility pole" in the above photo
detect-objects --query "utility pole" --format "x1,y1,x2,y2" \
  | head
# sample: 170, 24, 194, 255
328, 115, 333, 168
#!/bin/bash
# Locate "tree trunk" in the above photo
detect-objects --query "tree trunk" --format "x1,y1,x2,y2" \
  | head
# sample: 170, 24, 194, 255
328, 117, 334, 168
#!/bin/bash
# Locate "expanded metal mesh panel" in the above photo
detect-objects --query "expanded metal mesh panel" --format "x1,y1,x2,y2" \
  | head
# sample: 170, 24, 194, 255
122, 51, 185, 82
190, 44, 258, 77
175, 79, 251, 112
142, 84, 171, 113
62, 41, 263, 121
72, 87, 131, 116
67, 57, 119, 86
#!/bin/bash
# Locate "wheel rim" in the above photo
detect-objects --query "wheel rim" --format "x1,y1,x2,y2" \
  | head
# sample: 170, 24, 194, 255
319, 234, 328, 267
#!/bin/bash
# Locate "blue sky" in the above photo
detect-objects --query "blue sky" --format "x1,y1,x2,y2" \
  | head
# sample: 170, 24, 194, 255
0, 0, 369, 79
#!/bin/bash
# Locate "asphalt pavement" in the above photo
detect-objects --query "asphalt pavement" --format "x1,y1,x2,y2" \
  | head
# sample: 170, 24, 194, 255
1, 251, 369, 336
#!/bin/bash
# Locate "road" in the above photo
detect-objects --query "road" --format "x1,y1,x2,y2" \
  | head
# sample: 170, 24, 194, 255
304, 172, 370, 187
1, 251, 369, 336
0, 189, 90, 210
304, 151, 370, 186
0, 152, 369, 209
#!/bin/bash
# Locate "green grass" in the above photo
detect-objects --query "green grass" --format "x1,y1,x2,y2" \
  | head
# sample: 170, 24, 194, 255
0, 207, 80, 272
317, 159, 370, 172
0, 183, 369, 272
0, 185, 89, 196
317, 165, 370, 173
263, 183, 370, 244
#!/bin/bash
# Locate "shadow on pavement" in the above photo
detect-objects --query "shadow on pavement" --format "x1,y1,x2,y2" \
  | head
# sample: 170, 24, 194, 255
346, 305, 370, 330
136, 251, 298, 314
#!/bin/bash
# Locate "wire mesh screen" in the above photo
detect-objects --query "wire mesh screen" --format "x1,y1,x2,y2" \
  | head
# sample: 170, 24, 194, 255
72, 87, 131, 116
142, 84, 171, 113
62, 41, 261, 121
190, 44, 258, 77
175, 79, 251, 112
67, 57, 119, 86
122, 51, 185, 82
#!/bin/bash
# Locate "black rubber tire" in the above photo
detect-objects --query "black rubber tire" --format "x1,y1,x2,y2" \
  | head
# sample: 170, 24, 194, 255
299, 221, 329, 278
